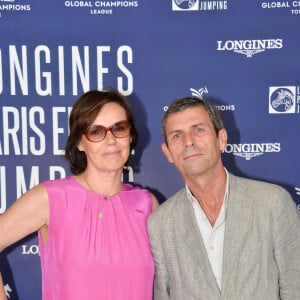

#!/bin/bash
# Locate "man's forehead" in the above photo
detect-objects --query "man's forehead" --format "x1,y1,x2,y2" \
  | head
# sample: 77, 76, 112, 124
166, 106, 209, 125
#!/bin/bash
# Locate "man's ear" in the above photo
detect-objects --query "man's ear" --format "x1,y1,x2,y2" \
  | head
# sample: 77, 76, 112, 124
161, 142, 174, 163
218, 128, 228, 151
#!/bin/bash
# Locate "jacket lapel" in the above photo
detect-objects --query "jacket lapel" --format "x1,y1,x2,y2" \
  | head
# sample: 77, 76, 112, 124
172, 190, 221, 293
221, 174, 253, 296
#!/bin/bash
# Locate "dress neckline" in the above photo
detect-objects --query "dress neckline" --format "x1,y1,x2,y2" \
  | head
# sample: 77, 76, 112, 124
69, 176, 126, 198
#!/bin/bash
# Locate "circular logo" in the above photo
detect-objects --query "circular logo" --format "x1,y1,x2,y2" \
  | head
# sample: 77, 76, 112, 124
270, 88, 294, 112
174, 0, 197, 10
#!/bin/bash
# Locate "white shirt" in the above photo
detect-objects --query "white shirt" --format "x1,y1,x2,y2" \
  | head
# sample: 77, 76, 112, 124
186, 169, 229, 290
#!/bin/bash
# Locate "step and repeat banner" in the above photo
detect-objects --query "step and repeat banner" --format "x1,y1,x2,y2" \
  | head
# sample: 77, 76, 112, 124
1, 0, 299, 298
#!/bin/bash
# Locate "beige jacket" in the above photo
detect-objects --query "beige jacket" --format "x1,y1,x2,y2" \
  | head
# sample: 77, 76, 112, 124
148, 173, 300, 300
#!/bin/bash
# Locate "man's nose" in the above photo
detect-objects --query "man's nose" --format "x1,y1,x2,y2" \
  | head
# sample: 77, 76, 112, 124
184, 132, 194, 147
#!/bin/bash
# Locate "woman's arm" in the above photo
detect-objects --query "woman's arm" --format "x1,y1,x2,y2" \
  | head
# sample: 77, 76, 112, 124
0, 183, 49, 252
0, 273, 7, 300
151, 194, 159, 211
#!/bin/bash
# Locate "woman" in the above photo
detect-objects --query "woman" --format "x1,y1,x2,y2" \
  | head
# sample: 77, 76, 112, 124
0, 89, 158, 299
0, 273, 6, 300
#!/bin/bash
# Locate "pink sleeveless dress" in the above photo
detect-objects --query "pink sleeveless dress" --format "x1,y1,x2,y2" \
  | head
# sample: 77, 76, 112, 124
38, 177, 154, 300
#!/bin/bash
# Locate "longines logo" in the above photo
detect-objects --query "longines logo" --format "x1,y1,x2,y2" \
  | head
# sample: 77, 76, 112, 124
21, 244, 40, 255
269, 86, 300, 114
223, 143, 281, 160
172, 0, 228, 11
217, 39, 283, 57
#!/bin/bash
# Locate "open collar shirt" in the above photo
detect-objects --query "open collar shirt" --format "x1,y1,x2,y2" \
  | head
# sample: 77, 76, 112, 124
186, 169, 229, 290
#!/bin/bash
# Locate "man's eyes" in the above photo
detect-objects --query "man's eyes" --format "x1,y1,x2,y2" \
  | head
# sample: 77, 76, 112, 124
194, 126, 205, 134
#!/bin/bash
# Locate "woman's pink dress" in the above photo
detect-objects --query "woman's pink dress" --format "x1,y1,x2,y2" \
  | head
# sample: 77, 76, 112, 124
38, 177, 154, 299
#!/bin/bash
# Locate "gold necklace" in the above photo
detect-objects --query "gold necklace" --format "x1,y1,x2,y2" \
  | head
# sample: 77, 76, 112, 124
84, 175, 103, 219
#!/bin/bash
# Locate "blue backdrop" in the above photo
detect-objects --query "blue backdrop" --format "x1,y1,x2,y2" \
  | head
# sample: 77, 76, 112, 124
1, 0, 299, 298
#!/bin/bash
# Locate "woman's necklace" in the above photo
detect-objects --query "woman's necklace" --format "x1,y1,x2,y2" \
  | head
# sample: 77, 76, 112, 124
83, 175, 104, 219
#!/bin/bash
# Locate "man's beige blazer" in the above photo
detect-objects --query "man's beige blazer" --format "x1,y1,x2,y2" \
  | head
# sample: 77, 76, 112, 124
148, 173, 300, 299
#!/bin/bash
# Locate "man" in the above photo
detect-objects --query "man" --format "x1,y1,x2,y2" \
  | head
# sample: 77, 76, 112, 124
148, 96, 300, 299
